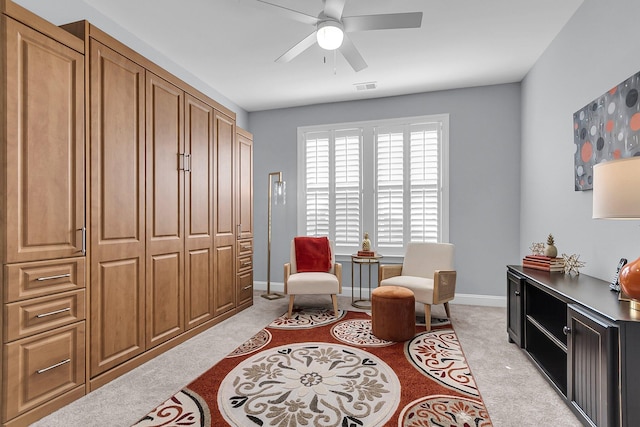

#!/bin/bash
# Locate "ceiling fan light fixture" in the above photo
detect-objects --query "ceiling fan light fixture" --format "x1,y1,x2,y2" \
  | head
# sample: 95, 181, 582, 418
316, 20, 344, 50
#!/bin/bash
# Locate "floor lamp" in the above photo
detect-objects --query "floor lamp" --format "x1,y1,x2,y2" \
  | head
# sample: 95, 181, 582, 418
263, 171, 286, 300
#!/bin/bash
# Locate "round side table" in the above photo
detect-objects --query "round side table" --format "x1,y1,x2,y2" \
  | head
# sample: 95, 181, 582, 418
351, 254, 383, 309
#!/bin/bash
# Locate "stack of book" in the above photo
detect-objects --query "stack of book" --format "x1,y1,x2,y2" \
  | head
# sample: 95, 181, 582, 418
357, 250, 375, 257
522, 255, 565, 272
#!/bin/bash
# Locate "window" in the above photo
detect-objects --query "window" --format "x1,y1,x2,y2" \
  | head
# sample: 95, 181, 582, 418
297, 115, 449, 256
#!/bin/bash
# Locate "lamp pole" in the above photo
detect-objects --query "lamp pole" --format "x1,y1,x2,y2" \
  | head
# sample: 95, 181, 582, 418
263, 171, 286, 300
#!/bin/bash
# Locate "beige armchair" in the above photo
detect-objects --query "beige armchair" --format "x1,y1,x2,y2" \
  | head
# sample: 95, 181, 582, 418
378, 242, 456, 331
284, 239, 342, 318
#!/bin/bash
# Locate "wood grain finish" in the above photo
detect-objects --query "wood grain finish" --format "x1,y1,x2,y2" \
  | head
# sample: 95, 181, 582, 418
5, 289, 85, 342
89, 40, 146, 376
4, 257, 85, 303
3, 16, 84, 263
237, 128, 253, 240
184, 95, 215, 330
214, 112, 236, 315
3, 322, 85, 421
145, 72, 184, 348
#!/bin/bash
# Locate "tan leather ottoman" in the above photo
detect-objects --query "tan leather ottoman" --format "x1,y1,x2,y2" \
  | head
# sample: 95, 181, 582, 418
371, 285, 415, 341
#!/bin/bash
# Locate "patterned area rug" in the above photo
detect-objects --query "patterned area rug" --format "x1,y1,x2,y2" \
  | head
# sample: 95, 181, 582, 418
134, 308, 492, 426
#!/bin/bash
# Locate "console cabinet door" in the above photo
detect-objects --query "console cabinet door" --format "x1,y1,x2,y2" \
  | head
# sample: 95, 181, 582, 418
89, 41, 146, 376
507, 271, 523, 347
184, 94, 215, 329
145, 73, 185, 348
4, 17, 85, 263
567, 304, 617, 427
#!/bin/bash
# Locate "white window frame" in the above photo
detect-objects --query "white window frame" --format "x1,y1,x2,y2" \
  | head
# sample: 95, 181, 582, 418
297, 114, 450, 257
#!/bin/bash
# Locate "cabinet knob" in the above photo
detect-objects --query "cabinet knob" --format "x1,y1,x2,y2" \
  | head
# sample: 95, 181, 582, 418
563, 326, 571, 335
514, 290, 520, 296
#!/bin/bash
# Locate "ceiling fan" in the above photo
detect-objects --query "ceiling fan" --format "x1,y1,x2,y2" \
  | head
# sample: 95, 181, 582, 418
251, 0, 423, 72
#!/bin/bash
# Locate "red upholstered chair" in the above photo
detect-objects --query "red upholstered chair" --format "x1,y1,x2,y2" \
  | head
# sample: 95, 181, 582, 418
378, 242, 456, 331
284, 238, 342, 317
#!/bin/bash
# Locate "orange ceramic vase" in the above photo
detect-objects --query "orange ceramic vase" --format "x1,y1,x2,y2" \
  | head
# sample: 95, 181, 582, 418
619, 256, 640, 300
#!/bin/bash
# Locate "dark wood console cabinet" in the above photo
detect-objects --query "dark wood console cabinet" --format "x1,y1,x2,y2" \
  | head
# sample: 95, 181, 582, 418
507, 266, 640, 427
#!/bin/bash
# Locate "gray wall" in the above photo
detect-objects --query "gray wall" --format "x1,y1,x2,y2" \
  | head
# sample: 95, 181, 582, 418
521, 0, 640, 282
249, 83, 522, 298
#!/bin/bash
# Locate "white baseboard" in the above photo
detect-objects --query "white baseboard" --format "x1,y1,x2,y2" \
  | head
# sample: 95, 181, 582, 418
252, 281, 506, 308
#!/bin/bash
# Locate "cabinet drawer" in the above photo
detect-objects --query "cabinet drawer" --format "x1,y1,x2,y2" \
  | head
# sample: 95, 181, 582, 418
3, 322, 85, 421
237, 255, 253, 272
238, 239, 253, 256
4, 257, 85, 303
237, 270, 253, 303
5, 289, 86, 342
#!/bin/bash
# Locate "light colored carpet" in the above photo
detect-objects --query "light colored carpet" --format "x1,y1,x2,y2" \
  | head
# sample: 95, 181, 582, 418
32, 293, 581, 426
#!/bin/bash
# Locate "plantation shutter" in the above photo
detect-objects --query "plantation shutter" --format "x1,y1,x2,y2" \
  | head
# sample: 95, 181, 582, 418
376, 128, 404, 248
334, 129, 361, 246
305, 132, 330, 236
410, 123, 439, 242
299, 114, 447, 255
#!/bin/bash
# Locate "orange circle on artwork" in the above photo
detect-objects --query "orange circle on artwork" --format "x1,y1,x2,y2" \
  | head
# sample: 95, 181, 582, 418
606, 120, 614, 132
609, 87, 617, 95
574, 122, 579, 130
631, 113, 640, 131
581, 141, 593, 163
613, 149, 621, 159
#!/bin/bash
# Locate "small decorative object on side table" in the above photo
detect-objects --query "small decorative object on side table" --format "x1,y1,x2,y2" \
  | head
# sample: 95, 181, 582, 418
351, 253, 382, 309
358, 232, 374, 257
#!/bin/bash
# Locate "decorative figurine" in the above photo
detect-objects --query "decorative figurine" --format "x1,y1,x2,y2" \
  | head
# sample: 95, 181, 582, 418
362, 232, 371, 252
544, 234, 558, 258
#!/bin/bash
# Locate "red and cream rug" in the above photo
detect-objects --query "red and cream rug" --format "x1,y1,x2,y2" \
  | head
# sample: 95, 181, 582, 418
133, 308, 492, 427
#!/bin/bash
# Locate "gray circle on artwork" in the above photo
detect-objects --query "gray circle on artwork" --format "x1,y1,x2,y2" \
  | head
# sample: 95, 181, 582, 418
576, 165, 584, 176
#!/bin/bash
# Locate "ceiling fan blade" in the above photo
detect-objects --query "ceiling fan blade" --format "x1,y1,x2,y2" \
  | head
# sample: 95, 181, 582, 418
339, 35, 367, 72
343, 12, 423, 32
275, 32, 318, 63
323, 0, 346, 20
253, 0, 319, 25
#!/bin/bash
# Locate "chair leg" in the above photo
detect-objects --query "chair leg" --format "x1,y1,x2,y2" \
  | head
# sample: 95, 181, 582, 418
288, 296, 295, 318
424, 304, 432, 331
331, 294, 339, 316
444, 302, 451, 319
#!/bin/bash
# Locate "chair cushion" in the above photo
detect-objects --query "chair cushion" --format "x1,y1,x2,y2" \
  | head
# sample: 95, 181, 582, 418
402, 242, 454, 278
287, 272, 340, 295
380, 275, 434, 304
294, 236, 332, 272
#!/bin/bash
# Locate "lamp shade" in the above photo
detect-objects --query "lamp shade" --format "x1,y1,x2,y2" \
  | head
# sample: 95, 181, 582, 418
316, 21, 344, 50
592, 157, 640, 219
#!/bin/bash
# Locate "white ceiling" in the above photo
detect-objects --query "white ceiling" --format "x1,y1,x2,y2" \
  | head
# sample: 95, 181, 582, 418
16, 0, 583, 112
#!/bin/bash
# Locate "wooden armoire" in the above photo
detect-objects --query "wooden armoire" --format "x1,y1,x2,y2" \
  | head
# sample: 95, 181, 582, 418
0, 2, 253, 425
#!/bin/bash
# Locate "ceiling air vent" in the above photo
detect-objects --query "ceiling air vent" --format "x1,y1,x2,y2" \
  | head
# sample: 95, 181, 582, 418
354, 81, 377, 91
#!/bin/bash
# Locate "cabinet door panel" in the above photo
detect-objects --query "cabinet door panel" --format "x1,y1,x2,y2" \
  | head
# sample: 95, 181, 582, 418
214, 112, 236, 314
184, 95, 214, 329
4, 17, 84, 262
91, 258, 144, 373
146, 253, 182, 347
4, 323, 85, 421
146, 73, 184, 346
237, 130, 253, 239
215, 245, 235, 316
186, 249, 212, 328
89, 40, 146, 377
567, 304, 617, 427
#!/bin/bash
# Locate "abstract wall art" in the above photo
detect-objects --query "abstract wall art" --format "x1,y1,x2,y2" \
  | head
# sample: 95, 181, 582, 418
573, 71, 640, 191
